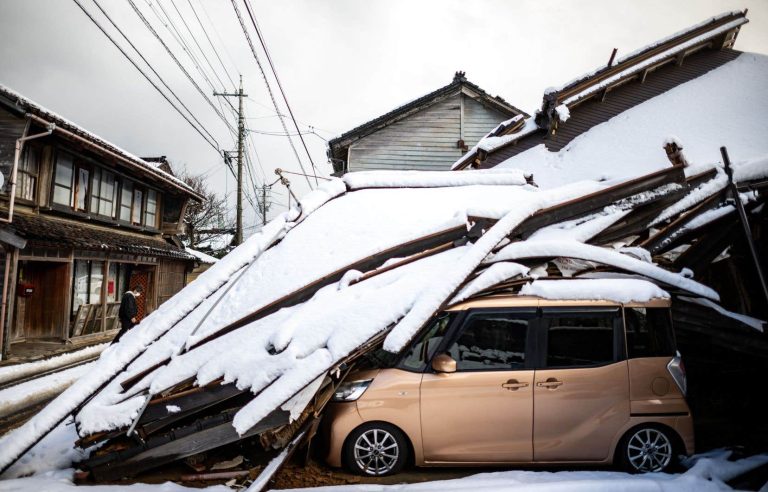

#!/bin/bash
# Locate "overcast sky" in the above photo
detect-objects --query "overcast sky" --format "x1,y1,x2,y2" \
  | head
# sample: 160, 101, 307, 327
1, 0, 767, 234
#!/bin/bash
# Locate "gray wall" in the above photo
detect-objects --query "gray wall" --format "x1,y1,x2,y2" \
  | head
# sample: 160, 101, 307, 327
348, 94, 509, 172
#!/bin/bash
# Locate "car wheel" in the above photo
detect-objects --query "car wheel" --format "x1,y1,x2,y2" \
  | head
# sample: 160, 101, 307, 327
343, 422, 408, 476
619, 425, 677, 473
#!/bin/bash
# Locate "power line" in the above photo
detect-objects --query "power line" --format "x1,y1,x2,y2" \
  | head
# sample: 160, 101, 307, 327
242, 0, 321, 185
145, 0, 220, 96
167, 0, 229, 91
229, 0, 314, 189
86, 0, 221, 148
70, 0, 220, 151
185, 0, 237, 89
127, 0, 236, 135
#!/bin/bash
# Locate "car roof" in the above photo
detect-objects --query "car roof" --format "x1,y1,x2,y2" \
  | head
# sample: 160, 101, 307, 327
446, 294, 671, 311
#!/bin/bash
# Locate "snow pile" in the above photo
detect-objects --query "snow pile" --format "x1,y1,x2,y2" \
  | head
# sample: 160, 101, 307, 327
491, 240, 718, 300
0, 362, 94, 418
520, 279, 669, 303
279, 451, 768, 492
342, 168, 529, 189
0, 344, 106, 385
496, 53, 768, 188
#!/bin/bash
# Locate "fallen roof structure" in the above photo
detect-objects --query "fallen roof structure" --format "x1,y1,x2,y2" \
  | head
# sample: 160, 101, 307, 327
1, 10, 766, 490
0, 152, 765, 487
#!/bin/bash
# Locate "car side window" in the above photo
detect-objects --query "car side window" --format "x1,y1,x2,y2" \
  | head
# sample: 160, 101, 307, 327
400, 312, 455, 371
448, 313, 530, 371
624, 307, 675, 358
544, 310, 618, 368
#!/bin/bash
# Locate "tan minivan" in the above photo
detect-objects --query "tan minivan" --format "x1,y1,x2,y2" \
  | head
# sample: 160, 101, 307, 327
322, 295, 693, 476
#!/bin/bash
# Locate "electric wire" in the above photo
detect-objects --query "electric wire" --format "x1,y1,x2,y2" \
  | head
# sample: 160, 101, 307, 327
185, 0, 237, 89
242, 0, 321, 185
127, 0, 236, 135
86, 0, 220, 148
167, 0, 229, 91
229, 0, 313, 189
146, 0, 221, 97
70, 0, 220, 151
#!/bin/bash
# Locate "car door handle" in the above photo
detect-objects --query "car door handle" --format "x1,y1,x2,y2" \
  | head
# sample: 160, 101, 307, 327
501, 379, 529, 391
537, 378, 563, 389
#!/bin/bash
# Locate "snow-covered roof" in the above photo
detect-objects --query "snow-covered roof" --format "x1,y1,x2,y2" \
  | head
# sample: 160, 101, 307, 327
1, 161, 766, 478
494, 52, 768, 188
451, 11, 756, 176
185, 247, 219, 264
0, 83, 204, 201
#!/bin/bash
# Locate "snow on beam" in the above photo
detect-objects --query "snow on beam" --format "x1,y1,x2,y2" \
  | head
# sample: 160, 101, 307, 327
490, 240, 719, 301
343, 168, 530, 190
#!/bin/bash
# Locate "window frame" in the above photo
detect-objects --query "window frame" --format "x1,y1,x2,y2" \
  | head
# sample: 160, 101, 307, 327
16, 143, 41, 202
538, 307, 624, 370
424, 308, 539, 373
51, 149, 76, 208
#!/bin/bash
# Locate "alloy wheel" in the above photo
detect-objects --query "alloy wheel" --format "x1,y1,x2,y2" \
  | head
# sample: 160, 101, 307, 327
626, 428, 673, 472
353, 428, 400, 476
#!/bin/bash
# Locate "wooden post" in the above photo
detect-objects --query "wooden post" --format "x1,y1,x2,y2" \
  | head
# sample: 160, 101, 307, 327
720, 146, 768, 306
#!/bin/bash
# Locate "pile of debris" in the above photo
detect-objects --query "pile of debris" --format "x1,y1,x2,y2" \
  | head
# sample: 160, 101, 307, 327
0, 148, 765, 488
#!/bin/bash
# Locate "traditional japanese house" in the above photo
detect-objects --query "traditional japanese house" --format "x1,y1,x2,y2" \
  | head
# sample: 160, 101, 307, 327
0, 84, 203, 361
327, 72, 525, 175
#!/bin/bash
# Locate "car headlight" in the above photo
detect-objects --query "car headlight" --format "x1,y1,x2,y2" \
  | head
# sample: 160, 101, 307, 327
332, 379, 372, 402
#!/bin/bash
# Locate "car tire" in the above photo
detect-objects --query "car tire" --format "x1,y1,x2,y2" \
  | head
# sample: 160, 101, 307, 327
343, 422, 409, 476
618, 425, 678, 473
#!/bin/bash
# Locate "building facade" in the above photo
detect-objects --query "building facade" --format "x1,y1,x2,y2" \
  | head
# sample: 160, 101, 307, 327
0, 84, 203, 360
327, 72, 525, 175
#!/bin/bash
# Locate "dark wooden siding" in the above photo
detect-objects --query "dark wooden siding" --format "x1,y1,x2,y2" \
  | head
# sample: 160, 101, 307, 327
482, 48, 742, 169
157, 259, 186, 306
0, 109, 26, 195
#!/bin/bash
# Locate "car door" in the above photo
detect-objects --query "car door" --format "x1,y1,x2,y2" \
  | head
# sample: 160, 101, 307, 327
533, 307, 630, 462
420, 309, 535, 463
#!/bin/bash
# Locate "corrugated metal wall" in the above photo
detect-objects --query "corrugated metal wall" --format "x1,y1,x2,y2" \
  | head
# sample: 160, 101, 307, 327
348, 94, 508, 172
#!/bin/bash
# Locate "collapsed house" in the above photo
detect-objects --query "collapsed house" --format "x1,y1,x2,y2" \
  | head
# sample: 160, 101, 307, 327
0, 9, 766, 491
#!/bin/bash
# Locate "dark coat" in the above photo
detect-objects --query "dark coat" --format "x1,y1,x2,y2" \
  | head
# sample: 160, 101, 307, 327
118, 291, 138, 327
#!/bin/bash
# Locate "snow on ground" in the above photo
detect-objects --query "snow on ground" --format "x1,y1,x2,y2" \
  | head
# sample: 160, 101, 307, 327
0, 362, 94, 418
0, 344, 106, 385
278, 452, 768, 492
0, 471, 231, 491
497, 53, 768, 188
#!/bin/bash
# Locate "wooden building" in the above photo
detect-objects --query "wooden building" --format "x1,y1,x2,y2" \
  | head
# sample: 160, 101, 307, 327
0, 84, 203, 361
452, 11, 750, 172
327, 72, 525, 175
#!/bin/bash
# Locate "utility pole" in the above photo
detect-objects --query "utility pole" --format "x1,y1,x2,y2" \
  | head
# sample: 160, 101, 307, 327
214, 76, 247, 245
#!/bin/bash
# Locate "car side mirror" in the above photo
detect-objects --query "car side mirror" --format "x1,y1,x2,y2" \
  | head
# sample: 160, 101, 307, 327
431, 353, 456, 373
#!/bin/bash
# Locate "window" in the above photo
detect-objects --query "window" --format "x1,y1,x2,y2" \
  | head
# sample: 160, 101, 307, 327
625, 307, 675, 358
53, 151, 75, 206
400, 312, 456, 371
107, 263, 130, 303
119, 180, 133, 222
72, 260, 104, 314
90, 168, 117, 217
448, 311, 531, 371
132, 188, 143, 224
74, 167, 89, 211
544, 309, 618, 368
16, 145, 40, 201
144, 189, 158, 227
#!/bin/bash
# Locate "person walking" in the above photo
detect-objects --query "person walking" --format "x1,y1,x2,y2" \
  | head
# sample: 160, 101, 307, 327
113, 284, 144, 344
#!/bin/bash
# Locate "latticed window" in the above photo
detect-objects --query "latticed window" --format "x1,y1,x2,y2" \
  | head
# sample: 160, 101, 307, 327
90, 168, 117, 217
52, 151, 75, 206
16, 145, 39, 201
144, 189, 158, 228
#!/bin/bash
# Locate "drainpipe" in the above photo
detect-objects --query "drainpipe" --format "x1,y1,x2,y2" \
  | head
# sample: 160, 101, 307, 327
1, 116, 55, 224
0, 251, 11, 360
